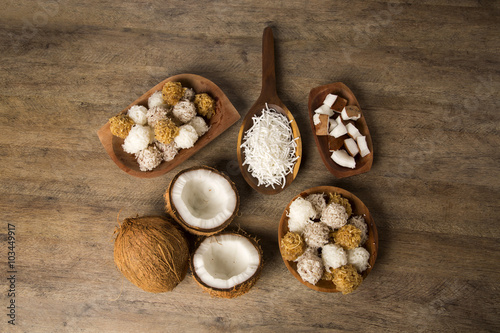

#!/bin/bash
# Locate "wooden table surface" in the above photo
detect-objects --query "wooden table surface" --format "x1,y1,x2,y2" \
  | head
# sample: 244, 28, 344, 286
1, 1, 499, 332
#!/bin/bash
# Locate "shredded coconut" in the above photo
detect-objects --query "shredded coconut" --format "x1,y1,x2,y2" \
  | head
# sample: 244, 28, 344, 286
155, 141, 178, 162
127, 105, 148, 125
135, 145, 162, 171
296, 249, 323, 285
347, 247, 370, 273
240, 104, 299, 189
122, 124, 154, 154
174, 124, 198, 149
187, 116, 209, 136
302, 222, 330, 248
148, 91, 166, 109
348, 215, 368, 244
287, 197, 316, 233
322, 243, 347, 271
306, 193, 327, 219
321, 203, 348, 229
172, 100, 197, 123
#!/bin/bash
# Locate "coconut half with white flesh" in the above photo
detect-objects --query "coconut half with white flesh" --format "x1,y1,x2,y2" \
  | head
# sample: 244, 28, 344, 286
165, 166, 239, 236
191, 232, 263, 298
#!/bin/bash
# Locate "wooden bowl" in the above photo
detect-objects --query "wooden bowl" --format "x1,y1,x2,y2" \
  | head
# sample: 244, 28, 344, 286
97, 74, 240, 178
278, 186, 378, 293
308, 82, 373, 178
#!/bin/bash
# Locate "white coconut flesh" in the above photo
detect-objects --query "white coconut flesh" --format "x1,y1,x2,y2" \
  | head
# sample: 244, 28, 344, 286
193, 234, 260, 289
171, 169, 237, 230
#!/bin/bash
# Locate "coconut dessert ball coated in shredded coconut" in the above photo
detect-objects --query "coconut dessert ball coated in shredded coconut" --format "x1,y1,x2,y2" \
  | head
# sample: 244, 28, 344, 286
306, 193, 327, 219
194, 93, 216, 119
188, 116, 209, 136
296, 249, 324, 285
321, 203, 348, 229
287, 197, 317, 233
154, 118, 179, 145
122, 124, 154, 154
155, 141, 178, 162
147, 105, 170, 128
136, 145, 162, 171
162, 81, 184, 106
280, 231, 306, 261
322, 243, 347, 271
334, 225, 362, 250
148, 91, 166, 109
174, 124, 198, 149
332, 264, 363, 294
109, 114, 134, 139
347, 247, 370, 272
328, 192, 352, 217
348, 215, 368, 245
302, 222, 330, 248
127, 105, 148, 125
172, 100, 197, 123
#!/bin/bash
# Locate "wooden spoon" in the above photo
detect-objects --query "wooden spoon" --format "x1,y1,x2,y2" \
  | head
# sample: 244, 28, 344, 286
236, 27, 302, 195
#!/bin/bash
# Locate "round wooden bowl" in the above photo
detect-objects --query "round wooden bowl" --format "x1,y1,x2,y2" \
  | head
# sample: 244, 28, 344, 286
278, 186, 378, 293
308, 82, 373, 178
97, 73, 240, 178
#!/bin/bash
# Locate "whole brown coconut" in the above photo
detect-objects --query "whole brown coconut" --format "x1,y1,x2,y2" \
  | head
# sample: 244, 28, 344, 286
113, 216, 189, 293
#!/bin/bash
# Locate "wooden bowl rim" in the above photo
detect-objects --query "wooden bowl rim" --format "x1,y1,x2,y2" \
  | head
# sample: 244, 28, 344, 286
278, 185, 378, 293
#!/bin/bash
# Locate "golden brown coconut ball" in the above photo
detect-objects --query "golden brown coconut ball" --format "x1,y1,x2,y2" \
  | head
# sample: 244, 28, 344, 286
332, 264, 363, 294
194, 93, 216, 119
334, 225, 362, 250
162, 81, 184, 106
154, 118, 179, 144
109, 114, 134, 139
280, 232, 306, 261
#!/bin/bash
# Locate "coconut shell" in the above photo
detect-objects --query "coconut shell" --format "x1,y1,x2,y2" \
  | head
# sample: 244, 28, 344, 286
164, 165, 240, 236
113, 216, 189, 293
190, 232, 263, 299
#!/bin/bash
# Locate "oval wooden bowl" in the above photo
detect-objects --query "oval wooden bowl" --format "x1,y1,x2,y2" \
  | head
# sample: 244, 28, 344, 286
278, 186, 378, 293
97, 73, 241, 178
236, 27, 302, 195
308, 83, 373, 178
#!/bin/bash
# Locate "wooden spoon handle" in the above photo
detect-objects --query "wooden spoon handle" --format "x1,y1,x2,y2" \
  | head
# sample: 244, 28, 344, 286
261, 27, 277, 97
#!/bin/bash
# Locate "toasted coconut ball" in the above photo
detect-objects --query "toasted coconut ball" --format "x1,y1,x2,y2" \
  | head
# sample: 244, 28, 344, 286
328, 192, 352, 217
182, 87, 195, 101
348, 215, 368, 245
154, 118, 179, 145
302, 222, 329, 249
127, 105, 148, 125
109, 114, 134, 139
188, 116, 209, 136
321, 267, 334, 281
334, 225, 362, 250
162, 81, 183, 106
332, 264, 363, 294
172, 100, 197, 123
347, 247, 370, 273
194, 93, 216, 119
147, 105, 171, 128
322, 243, 347, 271
155, 141, 178, 162
174, 124, 198, 149
296, 249, 323, 285
135, 145, 162, 171
287, 197, 316, 233
148, 91, 167, 109
280, 232, 306, 261
122, 124, 154, 154
320, 203, 348, 229
306, 193, 327, 219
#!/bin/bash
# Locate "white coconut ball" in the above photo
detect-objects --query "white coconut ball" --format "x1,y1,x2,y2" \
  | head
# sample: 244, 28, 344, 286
296, 249, 323, 285
347, 247, 370, 273
148, 91, 166, 109
320, 203, 348, 229
127, 105, 148, 125
188, 116, 209, 136
287, 197, 317, 233
302, 222, 329, 248
172, 100, 197, 123
306, 193, 327, 219
155, 141, 179, 162
322, 243, 347, 271
122, 124, 154, 154
135, 145, 162, 171
174, 124, 199, 149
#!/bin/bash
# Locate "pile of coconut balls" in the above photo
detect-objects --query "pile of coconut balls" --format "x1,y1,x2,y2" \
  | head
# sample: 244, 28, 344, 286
108, 81, 215, 171
280, 192, 371, 294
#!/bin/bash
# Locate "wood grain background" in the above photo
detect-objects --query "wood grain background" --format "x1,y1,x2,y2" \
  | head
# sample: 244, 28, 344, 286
1, 0, 499, 332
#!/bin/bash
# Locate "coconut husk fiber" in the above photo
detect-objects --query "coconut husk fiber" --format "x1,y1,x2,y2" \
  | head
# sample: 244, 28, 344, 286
114, 216, 189, 293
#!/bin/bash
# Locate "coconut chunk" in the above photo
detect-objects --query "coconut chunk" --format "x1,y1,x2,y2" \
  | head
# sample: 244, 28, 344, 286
331, 96, 347, 112
344, 138, 359, 157
356, 136, 370, 157
331, 149, 356, 169
315, 114, 329, 136
341, 106, 361, 121
314, 104, 334, 117
323, 94, 338, 108
346, 123, 361, 140
330, 119, 347, 138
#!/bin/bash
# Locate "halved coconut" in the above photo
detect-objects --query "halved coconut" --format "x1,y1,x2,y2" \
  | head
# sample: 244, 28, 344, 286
165, 166, 239, 236
191, 232, 263, 298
